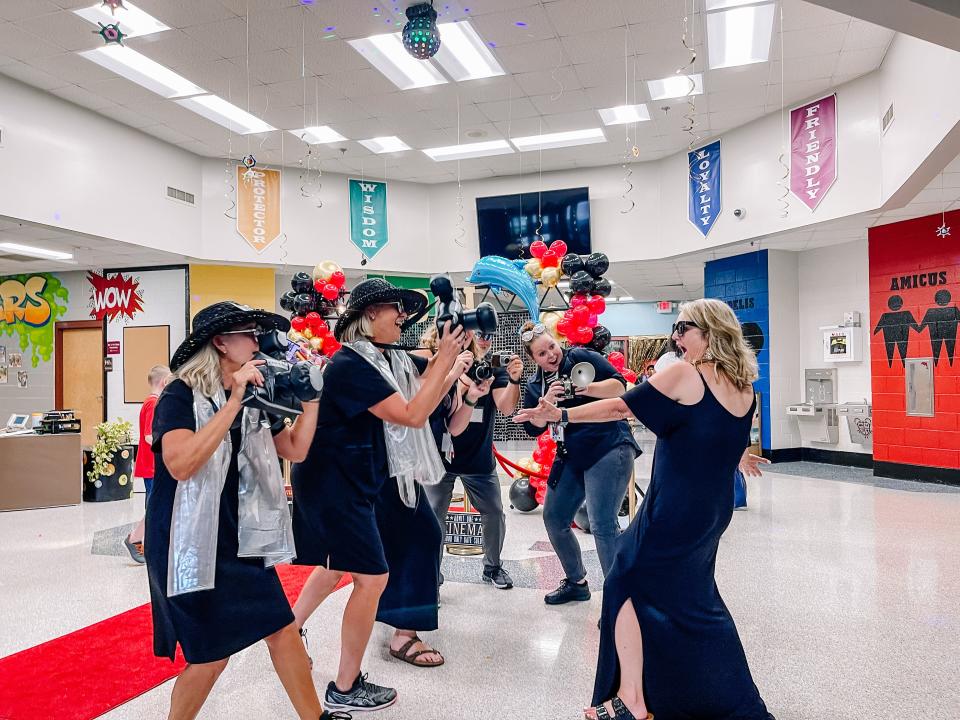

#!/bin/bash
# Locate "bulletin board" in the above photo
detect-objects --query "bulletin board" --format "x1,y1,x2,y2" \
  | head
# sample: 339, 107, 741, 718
123, 325, 170, 403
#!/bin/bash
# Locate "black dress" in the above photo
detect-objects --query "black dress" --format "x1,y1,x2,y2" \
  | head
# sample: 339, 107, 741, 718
593, 375, 773, 720
292, 346, 442, 631
145, 379, 293, 664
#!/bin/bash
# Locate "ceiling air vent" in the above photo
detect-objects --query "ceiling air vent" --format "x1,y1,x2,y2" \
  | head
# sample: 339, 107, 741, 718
881, 103, 894, 135
166, 185, 196, 206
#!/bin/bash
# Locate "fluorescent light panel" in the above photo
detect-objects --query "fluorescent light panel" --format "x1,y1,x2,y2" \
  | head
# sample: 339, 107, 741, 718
359, 136, 411, 154
0, 242, 73, 261
619, 296, 635, 302
79, 45, 205, 99
74, 1, 169, 38
293, 126, 347, 144
423, 139, 513, 161
705, 0, 767, 10
510, 128, 606, 152
175, 95, 275, 135
433, 21, 505, 81
646, 73, 704, 100
598, 104, 650, 126
348, 33, 447, 90
706, 2, 776, 69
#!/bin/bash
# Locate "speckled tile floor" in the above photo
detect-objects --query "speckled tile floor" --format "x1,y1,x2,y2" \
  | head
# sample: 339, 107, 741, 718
2, 439, 959, 719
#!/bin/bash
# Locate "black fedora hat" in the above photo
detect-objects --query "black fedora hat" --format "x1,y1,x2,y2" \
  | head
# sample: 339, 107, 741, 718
334, 278, 428, 341
170, 301, 290, 371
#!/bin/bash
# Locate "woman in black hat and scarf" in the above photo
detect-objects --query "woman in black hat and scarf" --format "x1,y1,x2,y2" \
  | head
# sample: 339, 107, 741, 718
291, 279, 469, 714
145, 302, 342, 720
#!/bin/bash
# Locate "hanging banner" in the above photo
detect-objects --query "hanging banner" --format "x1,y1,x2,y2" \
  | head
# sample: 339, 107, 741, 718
688, 139, 721, 236
790, 94, 837, 211
349, 179, 388, 260
237, 166, 282, 253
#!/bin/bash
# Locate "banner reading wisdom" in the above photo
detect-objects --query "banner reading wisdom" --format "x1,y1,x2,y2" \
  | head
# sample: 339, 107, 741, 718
349, 179, 389, 261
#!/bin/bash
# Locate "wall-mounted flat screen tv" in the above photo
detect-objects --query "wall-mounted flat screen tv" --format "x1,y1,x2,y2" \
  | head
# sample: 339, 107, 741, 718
476, 187, 591, 258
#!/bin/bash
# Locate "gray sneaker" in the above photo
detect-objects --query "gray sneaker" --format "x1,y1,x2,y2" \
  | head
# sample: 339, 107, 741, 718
325, 673, 397, 713
482, 566, 514, 589
123, 536, 145, 564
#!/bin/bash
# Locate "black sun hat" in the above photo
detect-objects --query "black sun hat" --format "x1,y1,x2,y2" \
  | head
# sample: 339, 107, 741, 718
170, 301, 290, 371
333, 278, 429, 341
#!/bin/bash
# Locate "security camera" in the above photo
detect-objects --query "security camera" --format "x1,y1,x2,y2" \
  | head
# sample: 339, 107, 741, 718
733, 208, 745, 219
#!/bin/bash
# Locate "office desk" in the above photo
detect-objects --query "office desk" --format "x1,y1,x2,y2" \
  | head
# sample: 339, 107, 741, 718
0, 433, 83, 511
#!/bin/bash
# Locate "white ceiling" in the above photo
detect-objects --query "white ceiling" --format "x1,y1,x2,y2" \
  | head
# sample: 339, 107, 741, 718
0, 0, 894, 183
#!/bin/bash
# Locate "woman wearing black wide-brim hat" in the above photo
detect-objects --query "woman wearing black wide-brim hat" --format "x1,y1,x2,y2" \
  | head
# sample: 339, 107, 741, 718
143, 301, 338, 719
290, 279, 473, 713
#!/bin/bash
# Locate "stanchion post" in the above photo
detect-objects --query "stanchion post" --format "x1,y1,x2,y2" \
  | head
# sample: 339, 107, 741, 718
628, 467, 637, 520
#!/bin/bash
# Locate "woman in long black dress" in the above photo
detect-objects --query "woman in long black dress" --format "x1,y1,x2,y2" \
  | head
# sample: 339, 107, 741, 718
145, 302, 342, 720
515, 298, 774, 720
291, 279, 469, 713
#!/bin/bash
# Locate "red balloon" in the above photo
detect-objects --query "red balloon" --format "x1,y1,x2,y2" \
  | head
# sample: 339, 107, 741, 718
329, 271, 346, 289
313, 279, 325, 293
321, 283, 339, 301
540, 249, 559, 268
326, 339, 342, 355
305, 311, 322, 329
532, 448, 546, 464
535, 489, 546, 505
572, 305, 590, 325
555, 319, 571, 337
588, 312, 598, 328
530, 240, 548, 259
578, 325, 594, 343
537, 432, 555, 449
550, 240, 568, 257
570, 293, 588, 308
623, 369, 638, 384
587, 294, 606, 314
607, 351, 626, 370
291, 315, 307, 332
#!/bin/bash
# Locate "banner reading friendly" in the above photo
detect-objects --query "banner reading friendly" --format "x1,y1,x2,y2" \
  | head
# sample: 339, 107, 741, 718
237, 166, 282, 253
688, 139, 721, 236
349, 179, 388, 261
790, 94, 837, 211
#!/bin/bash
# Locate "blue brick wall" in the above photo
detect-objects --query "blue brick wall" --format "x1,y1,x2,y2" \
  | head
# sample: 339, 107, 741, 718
704, 250, 771, 450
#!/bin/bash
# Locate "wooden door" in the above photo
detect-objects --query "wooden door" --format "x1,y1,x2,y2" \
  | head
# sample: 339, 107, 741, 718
56, 322, 104, 447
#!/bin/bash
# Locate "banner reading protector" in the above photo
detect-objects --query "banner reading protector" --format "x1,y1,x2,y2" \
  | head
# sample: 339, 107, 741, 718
790, 94, 837, 211
237, 166, 282, 253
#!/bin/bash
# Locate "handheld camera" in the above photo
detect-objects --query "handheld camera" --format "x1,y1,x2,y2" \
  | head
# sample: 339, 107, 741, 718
241, 329, 324, 420
429, 274, 498, 338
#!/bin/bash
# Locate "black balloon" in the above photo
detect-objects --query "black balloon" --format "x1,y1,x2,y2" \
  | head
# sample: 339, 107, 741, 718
584, 252, 610, 278
590, 325, 611, 352
508, 477, 538, 512
592, 277, 612, 297
573, 503, 591, 533
291, 272, 313, 294
560, 253, 585, 277
279, 290, 297, 312
293, 292, 316, 315
570, 270, 595, 294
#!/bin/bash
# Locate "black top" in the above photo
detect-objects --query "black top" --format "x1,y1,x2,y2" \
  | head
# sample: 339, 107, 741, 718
522, 347, 639, 469
446, 365, 509, 475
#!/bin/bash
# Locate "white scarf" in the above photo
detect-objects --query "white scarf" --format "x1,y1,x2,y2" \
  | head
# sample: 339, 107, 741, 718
167, 387, 296, 597
345, 340, 445, 507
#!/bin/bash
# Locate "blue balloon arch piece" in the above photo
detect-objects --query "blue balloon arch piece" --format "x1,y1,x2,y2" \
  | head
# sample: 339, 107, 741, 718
467, 255, 540, 322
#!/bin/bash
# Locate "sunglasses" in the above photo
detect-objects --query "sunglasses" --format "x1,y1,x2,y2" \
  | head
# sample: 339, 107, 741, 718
672, 320, 701, 337
377, 301, 405, 315
219, 327, 262, 338
519, 323, 547, 343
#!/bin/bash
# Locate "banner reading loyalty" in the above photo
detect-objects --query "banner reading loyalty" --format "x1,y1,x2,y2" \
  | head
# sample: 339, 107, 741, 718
688, 139, 721, 237
349, 179, 389, 261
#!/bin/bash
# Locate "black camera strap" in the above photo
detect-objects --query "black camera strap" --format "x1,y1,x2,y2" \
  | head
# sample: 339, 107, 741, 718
371, 341, 432, 352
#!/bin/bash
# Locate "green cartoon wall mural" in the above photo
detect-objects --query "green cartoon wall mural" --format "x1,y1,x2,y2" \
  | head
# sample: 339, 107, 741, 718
0, 273, 70, 367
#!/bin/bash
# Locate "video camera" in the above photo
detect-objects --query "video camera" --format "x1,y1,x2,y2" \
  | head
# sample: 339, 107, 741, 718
429, 274, 498, 339
557, 362, 595, 401
467, 351, 513, 383
241, 329, 324, 420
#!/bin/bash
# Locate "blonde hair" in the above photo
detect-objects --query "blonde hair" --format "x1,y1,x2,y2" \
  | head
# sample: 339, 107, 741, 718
420, 324, 482, 358
148, 364, 170, 388
678, 298, 758, 391
176, 344, 222, 398
338, 312, 375, 343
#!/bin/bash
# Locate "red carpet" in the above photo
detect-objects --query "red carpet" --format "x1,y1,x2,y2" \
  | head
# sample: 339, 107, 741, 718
0, 565, 351, 720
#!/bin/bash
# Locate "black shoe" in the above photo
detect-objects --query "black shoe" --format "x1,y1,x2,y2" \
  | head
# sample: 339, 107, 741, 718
320, 711, 353, 719
325, 673, 397, 712
123, 536, 145, 564
544, 578, 591, 605
482, 566, 514, 589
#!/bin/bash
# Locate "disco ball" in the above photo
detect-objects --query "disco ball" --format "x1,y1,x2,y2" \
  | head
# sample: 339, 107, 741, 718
402, 3, 441, 60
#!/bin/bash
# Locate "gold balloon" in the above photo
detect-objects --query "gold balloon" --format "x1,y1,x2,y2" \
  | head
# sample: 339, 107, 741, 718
525, 259, 543, 278
310, 337, 324, 350
541, 311, 561, 336
312, 260, 342, 282
303, 327, 314, 339
288, 330, 304, 343
540, 266, 560, 288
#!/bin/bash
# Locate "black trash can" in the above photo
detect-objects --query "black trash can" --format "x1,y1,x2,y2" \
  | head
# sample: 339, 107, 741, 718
83, 444, 136, 502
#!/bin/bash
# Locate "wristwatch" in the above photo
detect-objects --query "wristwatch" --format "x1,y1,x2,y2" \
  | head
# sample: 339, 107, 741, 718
508, 377, 522, 385
464, 396, 478, 408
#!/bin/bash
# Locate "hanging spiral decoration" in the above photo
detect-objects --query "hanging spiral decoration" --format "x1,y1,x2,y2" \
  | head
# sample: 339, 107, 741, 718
679, 4, 700, 154
453, 177, 466, 247
619, 153, 636, 215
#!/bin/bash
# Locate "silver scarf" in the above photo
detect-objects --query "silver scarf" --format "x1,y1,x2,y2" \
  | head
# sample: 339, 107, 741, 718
345, 340, 445, 507
167, 386, 296, 597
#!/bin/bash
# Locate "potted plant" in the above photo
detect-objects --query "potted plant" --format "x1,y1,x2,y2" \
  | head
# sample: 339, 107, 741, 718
83, 419, 135, 502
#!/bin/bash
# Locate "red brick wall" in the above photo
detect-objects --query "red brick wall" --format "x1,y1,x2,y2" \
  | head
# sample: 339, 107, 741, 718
868, 209, 960, 469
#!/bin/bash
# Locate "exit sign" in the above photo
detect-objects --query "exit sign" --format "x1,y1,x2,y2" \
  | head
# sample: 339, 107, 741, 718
655, 301, 673, 314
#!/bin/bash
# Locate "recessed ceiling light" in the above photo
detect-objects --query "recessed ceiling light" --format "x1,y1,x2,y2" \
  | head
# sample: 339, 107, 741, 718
359, 136, 412, 153
704, 0, 764, 10
706, 2, 776, 69
79, 46, 205, 99
510, 128, 606, 152
598, 104, 651, 126
422, 139, 513, 161
646, 73, 704, 101
0, 242, 73, 261
175, 95, 274, 135
619, 295, 635, 302
292, 126, 347, 144
74, 1, 169, 38
348, 32, 447, 90
433, 21, 505, 81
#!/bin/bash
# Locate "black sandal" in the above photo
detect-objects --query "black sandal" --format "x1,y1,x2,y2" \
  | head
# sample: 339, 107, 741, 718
592, 697, 652, 720
319, 711, 352, 719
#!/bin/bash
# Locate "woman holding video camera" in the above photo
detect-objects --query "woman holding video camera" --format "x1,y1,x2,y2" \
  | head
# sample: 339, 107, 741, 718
144, 302, 334, 720
518, 321, 640, 606
291, 279, 469, 714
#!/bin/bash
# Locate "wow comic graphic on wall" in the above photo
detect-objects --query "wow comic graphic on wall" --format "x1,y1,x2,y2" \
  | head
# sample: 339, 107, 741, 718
87, 271, 144, 322
0, 273, 70, 368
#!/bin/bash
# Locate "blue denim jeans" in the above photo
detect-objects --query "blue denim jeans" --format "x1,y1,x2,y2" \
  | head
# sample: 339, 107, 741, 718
543, 443, 633, 583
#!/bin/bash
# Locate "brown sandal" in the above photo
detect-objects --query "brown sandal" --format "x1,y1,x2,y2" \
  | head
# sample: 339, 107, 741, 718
388, 636, 445, 667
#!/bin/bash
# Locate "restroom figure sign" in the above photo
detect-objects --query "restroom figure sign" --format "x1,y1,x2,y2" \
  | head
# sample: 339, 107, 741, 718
874, 295, 920, 368
919, 289, 960, 366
